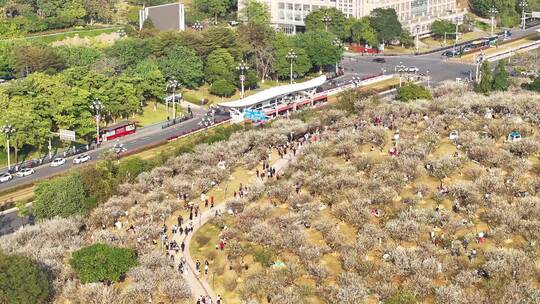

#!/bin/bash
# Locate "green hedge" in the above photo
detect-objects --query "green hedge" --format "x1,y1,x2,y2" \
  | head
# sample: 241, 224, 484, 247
70, 244, 138, 283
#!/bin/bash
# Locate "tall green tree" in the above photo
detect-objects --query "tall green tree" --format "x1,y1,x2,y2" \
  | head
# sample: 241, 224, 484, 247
273, 33, 311, 80
431, 19, 455, 38
33, 172, 89, 220
205, 48, 236, 84
304, 8, 347, 39
240, 0, 270, 25
237, 22, 275, 83
349, 17, 378, 47
0, 252, 50, 304
370, 8, 402, 44
295, 30, 342, 72
106, 38, 151, 69
476, 61, 493, 95
158, 46, 204, 89
83, 0, 117, 24
56, 46, 102, 68
12, 44, 65, 76
128, 60, 165, 105
492, 60, 509, 91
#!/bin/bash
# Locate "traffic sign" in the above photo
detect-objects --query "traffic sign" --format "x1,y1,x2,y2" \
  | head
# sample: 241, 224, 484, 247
59, 129, 76, 141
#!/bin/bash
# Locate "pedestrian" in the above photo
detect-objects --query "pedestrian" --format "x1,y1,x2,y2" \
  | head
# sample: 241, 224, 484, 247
256, 169, 259, 177
205, 199, 209, 208
211, 201, 214, 208
217, 295, 222, 304
189, 211, 193, 221
181, 241, 185, 252
204, 263, 209, 276
196, 260, 201, 274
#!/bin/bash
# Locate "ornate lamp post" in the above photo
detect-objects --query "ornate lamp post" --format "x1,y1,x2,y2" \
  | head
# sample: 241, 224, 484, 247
322, 14, 332, 32
236, 61, 248, 99
332, 38, 343, 76
91, 100, 102, 146
286, 50, 297, 84
167, 78, 180, 120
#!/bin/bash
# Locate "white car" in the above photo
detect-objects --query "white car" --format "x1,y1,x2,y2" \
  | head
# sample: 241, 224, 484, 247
73, 153, 91, 164
0, 173, 12, 183
407, 67, 419, 73
15, 168, 35, 177
51, 157, 66, 167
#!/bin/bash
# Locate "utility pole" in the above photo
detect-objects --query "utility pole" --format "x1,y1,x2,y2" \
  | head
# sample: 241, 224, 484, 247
332, 38, 343, 77
91, 100, 102, 146
520, 0, 528, 30
3, 125, 15, 171
286, 49, 297, 84
167, 78, 180, 120
395, 62, 406, 87
322, 14, 332, 32
236, 60, 248, 99
488, 6, 498, 36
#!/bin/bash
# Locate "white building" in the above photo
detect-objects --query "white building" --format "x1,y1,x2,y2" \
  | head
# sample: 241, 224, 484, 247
238, 0, 466, 36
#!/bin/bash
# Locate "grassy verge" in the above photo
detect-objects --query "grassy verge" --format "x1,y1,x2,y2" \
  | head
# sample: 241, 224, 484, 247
133, 103, 183, 127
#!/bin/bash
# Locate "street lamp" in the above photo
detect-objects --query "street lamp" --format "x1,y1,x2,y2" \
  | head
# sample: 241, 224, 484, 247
167, 78, 180, 120
395, 62, 406, 87
3, 124, 15, 171
426, 70, 430, 88
488, 6, 498, 36
193, 21, 203, 31
322, 14, 332, 32
286, 49, 297, 84
91, 100, 102, 146
352, 75, 361, 87
520, 0, 528, 30
236, 60, 248, 99
475, 51, 485, 82
332, 38, 343, 76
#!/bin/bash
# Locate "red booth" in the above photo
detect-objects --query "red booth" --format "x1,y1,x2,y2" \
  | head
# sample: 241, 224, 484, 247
100, 121, 136, 142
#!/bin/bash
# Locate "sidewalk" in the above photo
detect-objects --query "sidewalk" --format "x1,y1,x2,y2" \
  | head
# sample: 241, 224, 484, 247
167, 144, 301, 302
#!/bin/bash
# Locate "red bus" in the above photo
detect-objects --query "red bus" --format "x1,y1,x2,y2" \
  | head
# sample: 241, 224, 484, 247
100, 121, 136, 142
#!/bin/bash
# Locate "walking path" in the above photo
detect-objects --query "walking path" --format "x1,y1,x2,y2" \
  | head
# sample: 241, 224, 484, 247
166, 142, 304, 303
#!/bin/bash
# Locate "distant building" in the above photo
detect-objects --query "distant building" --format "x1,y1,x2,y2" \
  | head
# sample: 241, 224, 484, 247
139, 2, 185, 31
238, 0, 466, 36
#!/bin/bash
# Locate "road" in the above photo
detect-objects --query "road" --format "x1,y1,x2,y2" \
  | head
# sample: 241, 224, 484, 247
341, 24, 540, 84
0, 105, 231, 236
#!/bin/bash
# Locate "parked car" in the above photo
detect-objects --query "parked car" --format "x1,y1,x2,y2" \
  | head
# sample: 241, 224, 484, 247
228, 20, 239, 26
73, 153, 91, 164
51, 157, 66, 167
15, 168, 35, 177
0, 173, 13, 183
372, 57, 386, 63
407, 67, 419, 73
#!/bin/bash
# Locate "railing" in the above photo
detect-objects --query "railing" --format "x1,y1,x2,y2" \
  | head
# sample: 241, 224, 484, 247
161, 113, 194, 129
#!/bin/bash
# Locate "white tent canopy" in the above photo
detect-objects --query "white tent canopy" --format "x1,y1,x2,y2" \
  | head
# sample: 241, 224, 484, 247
219, 75, 327, 109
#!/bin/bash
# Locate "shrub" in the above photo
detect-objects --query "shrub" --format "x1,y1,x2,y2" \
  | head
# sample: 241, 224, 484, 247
521, 76, 540, 92
117, 157, 149, 182
396, 83, 432, 102
254, 249, 275, 267
384, 290, 418, 304
33, 172, 89, 220
70, 244, 138, 283
210, 79, 236, 97
0, 251, 49, 304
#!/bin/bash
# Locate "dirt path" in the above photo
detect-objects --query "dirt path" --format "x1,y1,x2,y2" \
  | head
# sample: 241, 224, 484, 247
168, 144, 303, 302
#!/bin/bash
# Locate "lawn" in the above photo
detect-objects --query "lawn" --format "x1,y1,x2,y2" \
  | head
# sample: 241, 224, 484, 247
133, 103, 182, 127
0, 26, 122, 45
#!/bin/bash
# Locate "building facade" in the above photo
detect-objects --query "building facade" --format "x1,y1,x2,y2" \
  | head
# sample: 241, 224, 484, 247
239, 0, 466, 36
